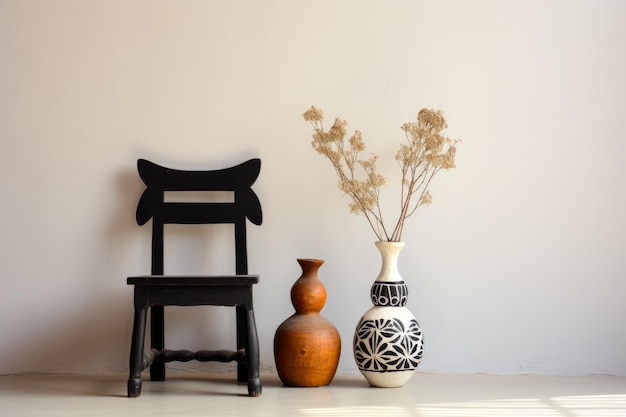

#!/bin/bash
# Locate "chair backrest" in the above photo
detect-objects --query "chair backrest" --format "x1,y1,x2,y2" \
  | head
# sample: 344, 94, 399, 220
135, 158, 262, 276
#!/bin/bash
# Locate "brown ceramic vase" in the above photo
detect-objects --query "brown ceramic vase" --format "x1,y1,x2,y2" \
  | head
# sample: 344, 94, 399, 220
273, 259, 341, 387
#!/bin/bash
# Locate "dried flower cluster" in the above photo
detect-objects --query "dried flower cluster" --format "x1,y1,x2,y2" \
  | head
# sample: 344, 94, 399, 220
302, 106, 459, 242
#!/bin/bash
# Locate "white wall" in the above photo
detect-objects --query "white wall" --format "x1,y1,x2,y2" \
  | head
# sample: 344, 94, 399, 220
1, 0, 625, 376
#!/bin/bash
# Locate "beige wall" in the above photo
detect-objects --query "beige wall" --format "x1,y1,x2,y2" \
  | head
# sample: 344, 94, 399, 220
1, 0, 625, 375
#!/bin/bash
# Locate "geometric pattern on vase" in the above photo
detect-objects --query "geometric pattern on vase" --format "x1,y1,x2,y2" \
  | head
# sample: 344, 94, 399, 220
353, 317, 424, 372
370, 281, 409, 307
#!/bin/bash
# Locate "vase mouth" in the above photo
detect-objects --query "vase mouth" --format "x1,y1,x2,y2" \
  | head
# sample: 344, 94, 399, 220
296, 258, 324, 264
375, 241, 406, 247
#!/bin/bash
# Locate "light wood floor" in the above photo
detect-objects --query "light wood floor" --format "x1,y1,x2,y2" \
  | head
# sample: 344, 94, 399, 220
1, 372, 625, 416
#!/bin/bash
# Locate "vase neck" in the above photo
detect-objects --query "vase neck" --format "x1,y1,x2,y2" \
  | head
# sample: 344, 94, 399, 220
297, 258, 324, 275
292, 258, 326, 314
375, 241, 405, 282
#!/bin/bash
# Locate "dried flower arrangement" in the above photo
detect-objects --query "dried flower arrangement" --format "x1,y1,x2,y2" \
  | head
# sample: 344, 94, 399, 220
302, 106, 460, 242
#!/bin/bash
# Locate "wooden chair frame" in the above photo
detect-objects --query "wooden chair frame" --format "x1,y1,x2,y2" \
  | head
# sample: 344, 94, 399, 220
126, 158, 262, 397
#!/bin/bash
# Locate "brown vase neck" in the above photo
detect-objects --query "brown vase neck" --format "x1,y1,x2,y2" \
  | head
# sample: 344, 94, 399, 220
297, 258, 324, 273
291, 259, 326, 314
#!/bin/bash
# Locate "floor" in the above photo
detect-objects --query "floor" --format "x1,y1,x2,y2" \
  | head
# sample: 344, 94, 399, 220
1, 372, 625, 417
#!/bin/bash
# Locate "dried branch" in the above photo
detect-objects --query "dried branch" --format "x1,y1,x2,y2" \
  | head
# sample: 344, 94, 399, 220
303, 106, 459, 242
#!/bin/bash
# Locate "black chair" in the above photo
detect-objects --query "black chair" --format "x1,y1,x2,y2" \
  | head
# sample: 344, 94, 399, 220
126, 158, 262, 397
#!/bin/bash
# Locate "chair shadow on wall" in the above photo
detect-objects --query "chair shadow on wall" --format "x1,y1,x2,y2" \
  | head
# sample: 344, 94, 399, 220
2, 167, 141, 397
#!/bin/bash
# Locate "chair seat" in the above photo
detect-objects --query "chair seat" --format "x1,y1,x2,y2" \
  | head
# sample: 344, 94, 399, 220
128, 275, 259, 309
127, 275, 259, 286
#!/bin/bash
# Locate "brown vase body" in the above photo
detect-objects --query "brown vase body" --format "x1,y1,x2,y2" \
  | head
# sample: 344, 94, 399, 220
274, 259, 341, 387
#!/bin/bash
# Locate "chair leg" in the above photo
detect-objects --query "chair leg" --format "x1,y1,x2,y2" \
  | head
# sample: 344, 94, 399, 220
236, 306, 247, 383
128, 306, 147, 398
245, 306, 261, 397
150, 306, 166, 381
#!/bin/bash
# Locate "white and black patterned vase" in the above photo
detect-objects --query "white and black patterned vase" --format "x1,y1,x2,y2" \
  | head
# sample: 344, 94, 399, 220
353, 241, 424, 387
